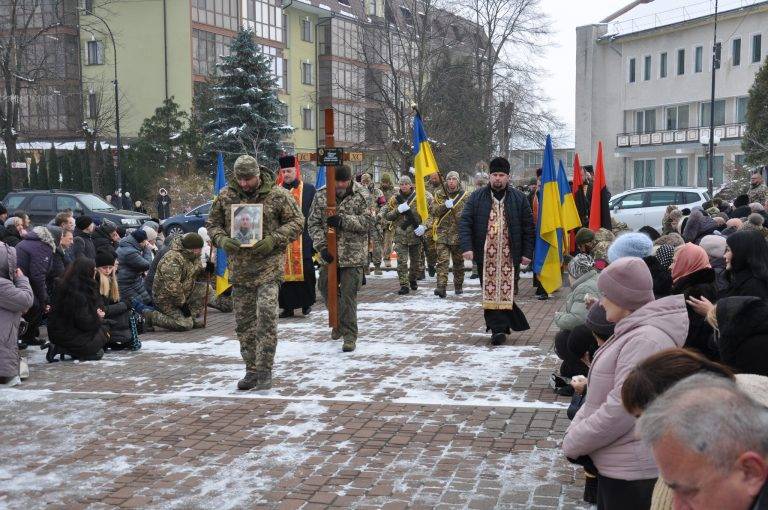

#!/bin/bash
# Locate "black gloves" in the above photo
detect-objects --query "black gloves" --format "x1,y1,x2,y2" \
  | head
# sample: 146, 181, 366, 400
320, 248, 334, 264
326, 215, 343, 229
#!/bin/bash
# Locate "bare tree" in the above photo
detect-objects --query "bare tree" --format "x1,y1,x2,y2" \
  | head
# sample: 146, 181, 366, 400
81, 79, 125, 195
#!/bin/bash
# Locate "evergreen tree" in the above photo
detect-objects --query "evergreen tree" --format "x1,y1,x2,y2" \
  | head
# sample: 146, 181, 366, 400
204, 28, 291, 168
71, 150, 84, 191
60, 150, 73, 189
48, 146, 60, 188
38, 152, 48, 189
135, 97, 193, 172
743, 55, 768, 166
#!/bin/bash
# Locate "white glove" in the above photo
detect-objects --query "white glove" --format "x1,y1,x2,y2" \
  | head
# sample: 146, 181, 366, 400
444, 199, 454, 209
397, 202, 410, 213
414, 225, 426, 236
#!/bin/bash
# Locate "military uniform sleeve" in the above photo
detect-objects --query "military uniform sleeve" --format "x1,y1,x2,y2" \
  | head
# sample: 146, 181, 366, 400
384, 197, 400, 222
307, 192, 327, 252
338, 195, 374, 234
206, 194, 228, 247
271, 192, 304, 249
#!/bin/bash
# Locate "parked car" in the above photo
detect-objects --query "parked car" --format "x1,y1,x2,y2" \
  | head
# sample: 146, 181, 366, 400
609, 187, 710, 231
160, 202, 211, 237
1, 189, 150, 230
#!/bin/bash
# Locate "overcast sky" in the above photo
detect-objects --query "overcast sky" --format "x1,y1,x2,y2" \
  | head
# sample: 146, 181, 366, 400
538, 0, 747, 146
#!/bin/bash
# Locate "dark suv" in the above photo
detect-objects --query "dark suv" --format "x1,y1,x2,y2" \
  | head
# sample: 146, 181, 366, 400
2, 189, 151, 229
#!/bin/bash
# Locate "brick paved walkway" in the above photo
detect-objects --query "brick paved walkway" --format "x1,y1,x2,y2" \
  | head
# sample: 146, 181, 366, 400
0, 271, 589, 509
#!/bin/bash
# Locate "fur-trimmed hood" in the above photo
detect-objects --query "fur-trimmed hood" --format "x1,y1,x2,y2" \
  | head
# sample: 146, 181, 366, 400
30, 226, 56, 251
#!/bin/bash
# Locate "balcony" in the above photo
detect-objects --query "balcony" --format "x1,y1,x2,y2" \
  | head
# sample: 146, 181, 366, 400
616, 123, 746, 149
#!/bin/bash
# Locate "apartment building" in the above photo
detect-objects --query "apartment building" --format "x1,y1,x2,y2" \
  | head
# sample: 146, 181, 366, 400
508, 148, 576, 184
575, 1, 768, 194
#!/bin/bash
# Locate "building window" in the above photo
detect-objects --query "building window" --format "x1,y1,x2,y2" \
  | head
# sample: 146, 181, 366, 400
87, 92, 97, 119
366, 0, 377, 16
302, 107, 313, 130
633, 160, 656, 187
258, 44, 285, 90
643, 55, 651, 81
282, 13, 288, 45
665, 105, 689, 131
695, 46, 703, 73
86, 40, 103, 65
524, 152, 543, 167
635, 109, 655, 134
733, 38, 741, 66
697, 155, 724, 188
752, 34, 762, 63
737, 96, 749, 124
677, 48, 685, 75
400, 6, 413, 25
629, 58, 636, 83
660, 52, 667, 78
245, 0, 284, 43
700, 100, 725, 127
301, 62, 313, 85
301, 19, 313, 42
192, 0, 239, 31
664, 158, 688, 186
192, 29, 232, 76
84, 0, 93, 14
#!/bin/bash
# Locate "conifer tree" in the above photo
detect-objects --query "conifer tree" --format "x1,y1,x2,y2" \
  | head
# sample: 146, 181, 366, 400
743, 56, 768, 166
48, 146, 60, 188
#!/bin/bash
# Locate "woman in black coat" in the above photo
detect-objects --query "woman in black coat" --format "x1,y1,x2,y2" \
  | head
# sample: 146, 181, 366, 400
710, 296, 768, 376
95, 251, 138, 351
46, 257, 109, 362
722, 229, 768, 299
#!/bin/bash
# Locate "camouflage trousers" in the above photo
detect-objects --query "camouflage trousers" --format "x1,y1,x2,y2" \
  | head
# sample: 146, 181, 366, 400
418, 237, 437, 273
318, 266, 362, 342
149, 281, 207, 331
233, 283, 279, 372
395, 242, 420, 285
369, 227, 384, 269
436, 243, 465, 290
209, 287, 233, 313
382, 227, 394, 266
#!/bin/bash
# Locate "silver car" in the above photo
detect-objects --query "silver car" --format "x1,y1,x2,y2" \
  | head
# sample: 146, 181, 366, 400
609, 187, 711, 231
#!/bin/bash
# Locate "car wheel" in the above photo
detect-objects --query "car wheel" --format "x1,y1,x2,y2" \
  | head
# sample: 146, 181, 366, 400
166, 224, 185, 237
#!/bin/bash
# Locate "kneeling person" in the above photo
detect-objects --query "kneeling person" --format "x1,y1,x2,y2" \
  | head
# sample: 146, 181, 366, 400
308, 164, 374, 352
146, 233, 207, 331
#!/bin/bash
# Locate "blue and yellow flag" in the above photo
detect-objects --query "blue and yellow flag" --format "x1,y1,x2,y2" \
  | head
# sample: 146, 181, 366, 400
315, 165, 326, 190
412, 112, 439, 223
557, 159, 583, 255
214, 153, 231, 296
533, 135, 565, 294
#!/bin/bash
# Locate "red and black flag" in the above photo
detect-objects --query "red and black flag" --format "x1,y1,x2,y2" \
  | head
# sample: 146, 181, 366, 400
588, 141, 612, 232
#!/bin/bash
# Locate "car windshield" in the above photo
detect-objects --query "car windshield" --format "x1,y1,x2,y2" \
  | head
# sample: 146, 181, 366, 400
77, 194, 116, 212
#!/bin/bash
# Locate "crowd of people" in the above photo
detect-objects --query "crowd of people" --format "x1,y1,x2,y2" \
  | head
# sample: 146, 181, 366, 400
549, 174, 768, 509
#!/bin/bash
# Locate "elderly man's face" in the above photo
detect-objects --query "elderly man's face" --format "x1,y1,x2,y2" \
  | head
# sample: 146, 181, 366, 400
237, 215, 252, 230
653, 433, 768, 510
429, 173, 441, 185
281, 167, 297, 184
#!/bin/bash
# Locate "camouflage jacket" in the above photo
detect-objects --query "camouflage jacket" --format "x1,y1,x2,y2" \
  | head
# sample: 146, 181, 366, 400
748, 183, 768, 205
152, 236, 203, 308
384, 190, 432, 245
206, 170, 304, 287
429, 187, 469, 245
308, 181, 374, 268
366, 184, 385, 233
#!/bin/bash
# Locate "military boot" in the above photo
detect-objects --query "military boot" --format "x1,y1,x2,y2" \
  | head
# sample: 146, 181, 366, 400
193, 317, 205, 329
342, 338, 356, 352
454, 286, 463, 295
373, 265, 382, 276
237, 370, 271, 391
398, 285, 409, 295
410, 280, 418, 291
434, 286, 446, 298
417, 270, 426, 281
142, 310, 156, 332
428, 265, 436, 277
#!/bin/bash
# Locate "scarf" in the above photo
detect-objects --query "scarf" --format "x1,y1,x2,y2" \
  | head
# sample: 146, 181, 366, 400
282, 179, 304, 281
671, 242, 711, 283
482, 194, 515, 309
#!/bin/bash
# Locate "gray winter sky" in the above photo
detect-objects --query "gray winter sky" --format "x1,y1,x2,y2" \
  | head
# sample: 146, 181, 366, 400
538, 0, 753, 146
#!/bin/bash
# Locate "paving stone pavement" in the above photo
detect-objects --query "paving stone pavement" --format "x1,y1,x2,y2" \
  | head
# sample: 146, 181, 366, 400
0, 270, 591, 509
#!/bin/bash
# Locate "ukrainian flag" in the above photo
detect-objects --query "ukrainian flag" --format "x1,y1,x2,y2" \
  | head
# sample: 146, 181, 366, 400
533, 135, 565, 294
214, 153, 231, 296
412, 112, 439, 223
557, 159, 582, 255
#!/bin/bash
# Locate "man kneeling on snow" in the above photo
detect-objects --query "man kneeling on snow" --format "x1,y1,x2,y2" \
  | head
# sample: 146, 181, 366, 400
142, 233, 207, 331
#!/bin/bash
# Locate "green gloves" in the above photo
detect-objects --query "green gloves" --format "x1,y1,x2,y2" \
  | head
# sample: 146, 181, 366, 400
219, 236, 241, 254
252, 235, 275, 256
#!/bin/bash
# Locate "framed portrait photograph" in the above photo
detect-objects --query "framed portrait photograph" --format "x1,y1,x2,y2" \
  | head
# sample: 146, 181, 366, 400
230, 204, 264, 247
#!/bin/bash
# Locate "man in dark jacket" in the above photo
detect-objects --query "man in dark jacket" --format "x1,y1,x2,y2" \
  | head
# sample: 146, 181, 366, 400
155, 188, 171, 220
92, 220, 120, 256
72, 216, 97, 261
15, 226, 55, 345
459, 156, 535, 345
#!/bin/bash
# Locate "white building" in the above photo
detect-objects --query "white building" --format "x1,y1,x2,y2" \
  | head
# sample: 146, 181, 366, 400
576, 1, 768, 194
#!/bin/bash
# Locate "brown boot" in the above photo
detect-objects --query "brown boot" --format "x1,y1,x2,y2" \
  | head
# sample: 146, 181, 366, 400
342, 338, 356, 352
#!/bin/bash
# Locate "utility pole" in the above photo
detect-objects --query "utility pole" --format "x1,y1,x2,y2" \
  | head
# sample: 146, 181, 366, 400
707, 0, 719, 196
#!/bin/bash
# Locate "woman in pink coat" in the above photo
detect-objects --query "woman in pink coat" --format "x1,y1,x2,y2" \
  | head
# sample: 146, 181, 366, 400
562, 257, 689, 510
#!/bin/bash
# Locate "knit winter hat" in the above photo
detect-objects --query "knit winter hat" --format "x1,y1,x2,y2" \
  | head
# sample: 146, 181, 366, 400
584, 303, 615, 339
142, 226, 158, 242
95, 250, 116, 268
748, 213, 765, 227
575, 228, 595, 246
654, 232, 685, 248
594, 228, 615, 244
234, 155, 260, 179
75, 215, 93, 231
445, 171, 460, 180
597, 257, 654, 312
726, 218, 743, 229
399, 175, 413, 185
592, 241, 611, 264
750, 202, 766, 213
706, 206, 721, 217
181, 232, 205, 250
607, 233, 653, 263
131, 229, 148, 243
654, 244, 675, 270
567, 253, 594, 280
566, 325, 599, 360
699, 234, 727, 259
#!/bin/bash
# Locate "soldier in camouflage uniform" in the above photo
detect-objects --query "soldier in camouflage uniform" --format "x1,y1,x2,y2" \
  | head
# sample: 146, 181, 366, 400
379, 174, 396, 267
429, 171, 468, 298
147, 233, 207, 331
385, 175, 432, 295
748, 171, 768, 205
421, 173, 442, 278
206, 155, 303, 391
308, 165, 374, 352
360, 173, 386, 275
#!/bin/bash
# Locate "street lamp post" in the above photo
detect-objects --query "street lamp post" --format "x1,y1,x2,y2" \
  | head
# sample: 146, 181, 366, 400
707, 0, 719, 196
82, 9, 121, 190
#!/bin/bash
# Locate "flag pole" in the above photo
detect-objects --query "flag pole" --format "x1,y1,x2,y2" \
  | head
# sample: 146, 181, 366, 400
324, 108, 339, 329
